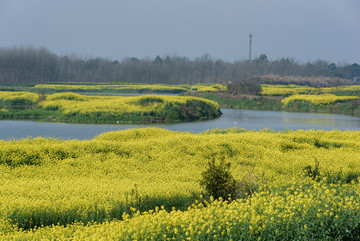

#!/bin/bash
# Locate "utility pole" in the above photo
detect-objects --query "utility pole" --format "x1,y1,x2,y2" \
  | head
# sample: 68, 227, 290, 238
248, 33, 253, 61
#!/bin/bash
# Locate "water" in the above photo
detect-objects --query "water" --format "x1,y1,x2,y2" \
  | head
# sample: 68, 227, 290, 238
1, 109, 360, 140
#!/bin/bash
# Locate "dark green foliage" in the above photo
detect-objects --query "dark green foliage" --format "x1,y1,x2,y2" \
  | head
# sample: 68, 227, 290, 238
304, 159, 360, 184
343, 173, 360, 184
200, 157, 239, 200
138, 96, 164, 105
280, 142, 301, 152
228, 80, 261, 95
200, 156, 261, 200
304, 159, 320, 181
256, 54, 269, 64
178, 100, 221, 121
49, 93, 86, 101
0, 150, 43, 167
343, 221, 360, 241
10, 190, 201, 230
36, 92, 47, 103
325, 171, 360, 184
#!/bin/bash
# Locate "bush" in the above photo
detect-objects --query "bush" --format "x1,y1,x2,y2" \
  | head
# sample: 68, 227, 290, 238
228, 79, 261, 95
200, 157, 238, 200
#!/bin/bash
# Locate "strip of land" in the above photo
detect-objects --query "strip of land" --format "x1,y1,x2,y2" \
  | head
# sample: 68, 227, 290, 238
0, 91, 221, 123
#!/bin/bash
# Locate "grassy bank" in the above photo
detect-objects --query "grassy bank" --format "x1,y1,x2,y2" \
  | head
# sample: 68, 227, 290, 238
0, 128, 359, 240
189, 92, 284, 111
0, 92, 221, 123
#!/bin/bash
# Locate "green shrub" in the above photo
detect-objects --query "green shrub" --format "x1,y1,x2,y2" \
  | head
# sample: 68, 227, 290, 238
200, 157, 238, 200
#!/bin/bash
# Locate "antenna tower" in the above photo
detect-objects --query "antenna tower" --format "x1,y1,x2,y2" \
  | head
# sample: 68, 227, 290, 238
249, 33, 253, 61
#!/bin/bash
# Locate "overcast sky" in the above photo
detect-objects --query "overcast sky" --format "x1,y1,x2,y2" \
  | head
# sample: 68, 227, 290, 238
0, 0, 359, 63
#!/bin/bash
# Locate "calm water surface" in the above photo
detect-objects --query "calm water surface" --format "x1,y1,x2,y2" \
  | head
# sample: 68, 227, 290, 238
1, 109, 360, 140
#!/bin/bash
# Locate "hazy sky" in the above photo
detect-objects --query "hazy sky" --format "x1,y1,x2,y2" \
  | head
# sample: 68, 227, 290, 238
0, 0, 359, 63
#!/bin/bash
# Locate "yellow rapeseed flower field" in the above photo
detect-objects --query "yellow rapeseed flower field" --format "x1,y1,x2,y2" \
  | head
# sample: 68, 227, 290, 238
281, 94, 359, 106
260, 84, 360, 111
40, 93, 218, 115
0, 91, 39, 107
0, 128, 359, 239
321, 85, 360, 93
260, 84, 319, 96
261, 84, 360, 98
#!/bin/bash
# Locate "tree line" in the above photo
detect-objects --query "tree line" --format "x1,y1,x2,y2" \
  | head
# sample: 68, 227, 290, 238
0, 46, 359, 85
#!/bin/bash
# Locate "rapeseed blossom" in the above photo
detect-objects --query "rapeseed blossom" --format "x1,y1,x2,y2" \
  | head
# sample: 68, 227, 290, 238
0, 128, 359, 239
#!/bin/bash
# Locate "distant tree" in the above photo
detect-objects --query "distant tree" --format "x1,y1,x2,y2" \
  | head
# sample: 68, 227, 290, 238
257, 54, 268, 64
153, 55, 163, 64
0, 46, 359, 85
328, 63, 337, 71
228, 79, 261, 96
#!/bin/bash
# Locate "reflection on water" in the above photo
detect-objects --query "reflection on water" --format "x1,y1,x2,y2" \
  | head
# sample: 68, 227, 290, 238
1, 109, 360, 140
280, 111, 360, 129
282, 116, 338, 126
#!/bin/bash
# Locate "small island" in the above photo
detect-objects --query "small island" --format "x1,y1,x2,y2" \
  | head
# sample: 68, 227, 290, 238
0, 91, 222, 123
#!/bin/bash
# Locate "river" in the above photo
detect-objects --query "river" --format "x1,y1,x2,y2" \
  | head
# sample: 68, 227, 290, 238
1, 109, 360, 140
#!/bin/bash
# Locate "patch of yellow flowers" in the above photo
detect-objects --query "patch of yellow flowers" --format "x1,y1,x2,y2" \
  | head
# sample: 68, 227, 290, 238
260, 84, 319, 96
281, 94, 358, 106
0, 128, 360, 239
40, 93, 219, 117
0, 91, 39, 106
261, 84, 360, 107
4, 181, 360, 240
261, 84, 360, 97
0, 92, 221, 123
